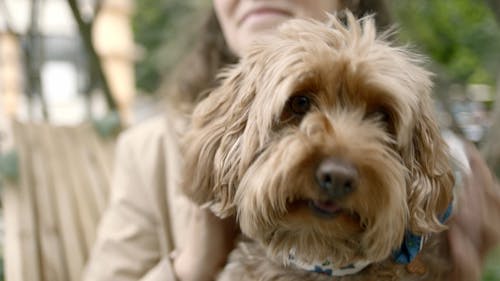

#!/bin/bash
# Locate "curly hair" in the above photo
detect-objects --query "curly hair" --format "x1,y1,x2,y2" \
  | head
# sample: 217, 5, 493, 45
164, 0, 392, 111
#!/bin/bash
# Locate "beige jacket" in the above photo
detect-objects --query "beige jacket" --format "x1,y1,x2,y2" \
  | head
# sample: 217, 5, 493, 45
84, 114, 195, 281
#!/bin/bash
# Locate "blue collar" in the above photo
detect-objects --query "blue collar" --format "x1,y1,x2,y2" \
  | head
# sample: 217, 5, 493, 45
393, 137, 463, 266
288, 203, 454, 276
392, 203, 453, 264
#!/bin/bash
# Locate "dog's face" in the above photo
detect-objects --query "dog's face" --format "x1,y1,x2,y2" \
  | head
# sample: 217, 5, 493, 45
182, 14, 454, 266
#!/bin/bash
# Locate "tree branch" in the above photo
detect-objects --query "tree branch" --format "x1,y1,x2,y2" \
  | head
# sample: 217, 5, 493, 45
26, 0, 49, 119
93, 0, 104, 20
481, 1, 500, 176
66, 0, 117, 111
480, 75, 500, 177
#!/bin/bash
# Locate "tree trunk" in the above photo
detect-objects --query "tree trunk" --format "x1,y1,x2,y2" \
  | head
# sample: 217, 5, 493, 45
480, 74, 500, 177
480, 1, 500, 177
66, 0, 117, 112
485, 0, 500, 22
25, 0, 49, 119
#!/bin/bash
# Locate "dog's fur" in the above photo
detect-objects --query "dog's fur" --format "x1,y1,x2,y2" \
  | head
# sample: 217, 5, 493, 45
182, 13, 500, 281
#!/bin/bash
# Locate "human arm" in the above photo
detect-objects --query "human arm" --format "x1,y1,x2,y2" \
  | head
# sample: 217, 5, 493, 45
83, 126, 175, 281
173, 208, 238, 281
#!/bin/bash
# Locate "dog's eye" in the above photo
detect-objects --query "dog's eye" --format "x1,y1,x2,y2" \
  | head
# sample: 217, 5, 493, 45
288, 95, 311, 115
366, 106, 391, 123
365, 106, 397, 134
377, 108, 391, 123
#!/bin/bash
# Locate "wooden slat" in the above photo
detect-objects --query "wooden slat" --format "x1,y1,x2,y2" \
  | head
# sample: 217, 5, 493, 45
2, 175, 23, 281
60, 125, 99, 251
45, 125, 87, 281
12, 121, 43, 281
34, 123, 70, 281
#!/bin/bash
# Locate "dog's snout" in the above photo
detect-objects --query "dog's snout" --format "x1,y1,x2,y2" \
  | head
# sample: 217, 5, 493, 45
315, 158, 358, 199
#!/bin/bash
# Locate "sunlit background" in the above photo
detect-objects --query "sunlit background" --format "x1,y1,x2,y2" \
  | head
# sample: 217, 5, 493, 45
0, 0, 499, 280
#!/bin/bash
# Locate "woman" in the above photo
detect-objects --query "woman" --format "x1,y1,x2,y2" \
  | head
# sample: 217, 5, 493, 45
83, 1, 392, 281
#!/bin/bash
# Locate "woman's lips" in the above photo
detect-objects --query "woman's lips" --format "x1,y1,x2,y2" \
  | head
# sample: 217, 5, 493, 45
239, 7, 292, 26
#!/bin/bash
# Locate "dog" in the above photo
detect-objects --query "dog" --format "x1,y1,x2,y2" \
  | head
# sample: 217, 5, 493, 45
182, 12, 500, 281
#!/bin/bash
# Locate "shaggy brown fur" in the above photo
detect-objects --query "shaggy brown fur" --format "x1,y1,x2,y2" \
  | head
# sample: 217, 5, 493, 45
182, 12, 500, 281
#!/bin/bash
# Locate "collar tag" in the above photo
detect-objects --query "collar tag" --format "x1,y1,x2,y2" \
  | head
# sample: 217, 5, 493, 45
405, 253, 427, 275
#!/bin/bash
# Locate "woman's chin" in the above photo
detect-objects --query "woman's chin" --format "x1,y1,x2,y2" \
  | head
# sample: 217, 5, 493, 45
236, 16, 290, 55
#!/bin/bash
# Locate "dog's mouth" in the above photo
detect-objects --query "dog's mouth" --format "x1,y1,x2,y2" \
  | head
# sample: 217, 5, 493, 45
288, 199, 361, 223
308, 199, 343, 218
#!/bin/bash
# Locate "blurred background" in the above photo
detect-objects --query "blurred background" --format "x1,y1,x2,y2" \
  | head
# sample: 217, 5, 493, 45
0, 0, 499, 280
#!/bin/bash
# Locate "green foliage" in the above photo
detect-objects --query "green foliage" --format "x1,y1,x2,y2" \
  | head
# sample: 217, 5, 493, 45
92, 111, 122, 138
393, 0, 500, 85
132, 0, 204, 94
0, 256, 3, 281
483, 247, 500, 281
0, 150, 18, 182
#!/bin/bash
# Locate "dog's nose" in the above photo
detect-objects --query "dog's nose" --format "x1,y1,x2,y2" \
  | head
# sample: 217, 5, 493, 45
315, 158, 358, 199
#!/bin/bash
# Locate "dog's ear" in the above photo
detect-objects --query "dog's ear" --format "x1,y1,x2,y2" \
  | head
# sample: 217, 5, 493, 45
405, 95, 454, 234
181, 65, 255, 217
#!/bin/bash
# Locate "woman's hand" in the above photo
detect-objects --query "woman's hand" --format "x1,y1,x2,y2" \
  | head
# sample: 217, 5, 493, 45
173, 207, 238, 281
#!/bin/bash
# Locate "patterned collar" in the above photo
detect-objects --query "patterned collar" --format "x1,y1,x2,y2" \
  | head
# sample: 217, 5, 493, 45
287, 250, 371, 276
287, 202, 453, 277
